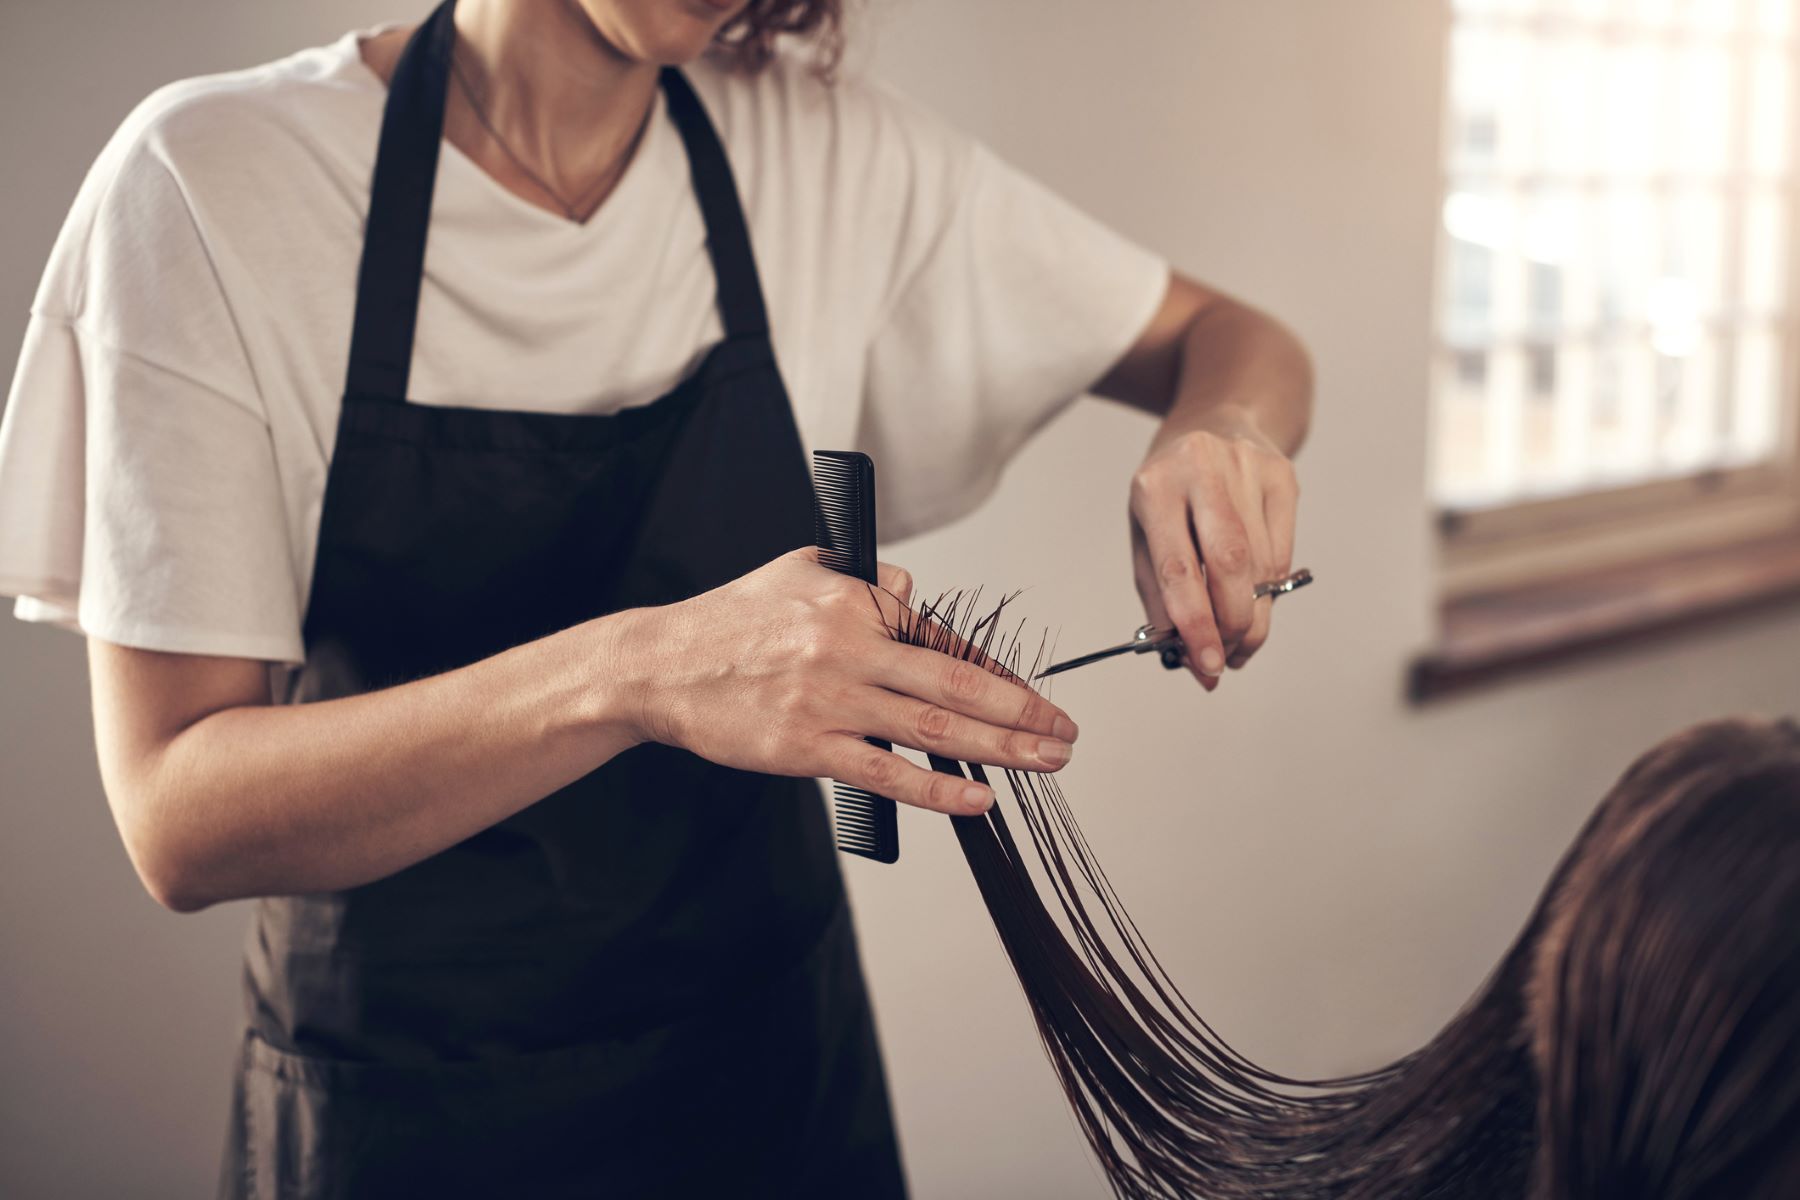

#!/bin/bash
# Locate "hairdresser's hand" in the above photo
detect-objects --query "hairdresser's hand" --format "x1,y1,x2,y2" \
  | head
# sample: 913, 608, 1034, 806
626, 548, 1078, 815
1128, 405, 1299, 690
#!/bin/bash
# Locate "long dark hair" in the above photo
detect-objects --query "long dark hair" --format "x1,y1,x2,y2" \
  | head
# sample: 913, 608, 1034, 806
1526, 719, 1800, 1199
890, 590, 1800, 1199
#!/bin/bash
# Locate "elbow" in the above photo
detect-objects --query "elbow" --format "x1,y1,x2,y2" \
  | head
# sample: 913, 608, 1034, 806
145, 872, 216, 915
113, 801, 224, 914
131, 838, 219, 914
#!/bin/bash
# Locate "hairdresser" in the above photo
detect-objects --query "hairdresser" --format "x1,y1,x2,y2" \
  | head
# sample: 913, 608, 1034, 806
0, 0, 1308, 1195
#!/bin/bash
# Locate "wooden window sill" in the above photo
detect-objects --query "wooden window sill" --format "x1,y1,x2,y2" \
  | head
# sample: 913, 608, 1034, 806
1409, 531, 1800, 702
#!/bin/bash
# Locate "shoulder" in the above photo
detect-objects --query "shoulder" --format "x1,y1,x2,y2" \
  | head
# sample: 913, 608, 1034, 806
36, 30, 383, 320
107, 32, 374, 177
108, 31, 380, 199
682, 50, 978, 202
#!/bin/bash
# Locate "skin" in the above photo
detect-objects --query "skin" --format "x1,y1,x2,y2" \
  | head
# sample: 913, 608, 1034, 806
88, 0, 1310, 913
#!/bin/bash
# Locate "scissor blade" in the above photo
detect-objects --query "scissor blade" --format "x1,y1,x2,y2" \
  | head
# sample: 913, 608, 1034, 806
1035, 641, 1136, 678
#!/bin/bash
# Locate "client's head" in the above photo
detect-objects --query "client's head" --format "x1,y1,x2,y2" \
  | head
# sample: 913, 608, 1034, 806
1526, 717, 1800, 1200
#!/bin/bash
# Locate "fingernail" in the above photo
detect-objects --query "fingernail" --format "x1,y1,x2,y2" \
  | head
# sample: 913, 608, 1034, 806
1198, 648, 1225, 677
1037, 739, 1072, 767
1052, 714, 1079, 742
962, 784, 992, 811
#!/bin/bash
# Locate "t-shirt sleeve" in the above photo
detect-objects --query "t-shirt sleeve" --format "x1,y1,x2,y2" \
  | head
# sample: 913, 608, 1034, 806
856, 118, 1170, 541
0, 119, 304, 663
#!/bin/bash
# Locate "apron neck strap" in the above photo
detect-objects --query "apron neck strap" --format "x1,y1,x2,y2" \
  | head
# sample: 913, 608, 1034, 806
657, 66, 770, 343
344, 0, 455, 400
344, 0, 773, 402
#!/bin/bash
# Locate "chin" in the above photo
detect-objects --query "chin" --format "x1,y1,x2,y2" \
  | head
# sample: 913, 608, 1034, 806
576, 0, 748, 66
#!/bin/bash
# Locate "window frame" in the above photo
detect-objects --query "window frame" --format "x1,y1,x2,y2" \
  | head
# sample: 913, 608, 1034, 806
1430, 0, 1800, 600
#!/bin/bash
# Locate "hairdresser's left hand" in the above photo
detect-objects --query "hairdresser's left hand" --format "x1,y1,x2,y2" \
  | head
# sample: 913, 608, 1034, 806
1128, 405, 1298, 690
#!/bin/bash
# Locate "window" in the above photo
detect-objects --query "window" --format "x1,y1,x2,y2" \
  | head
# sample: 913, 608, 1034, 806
1414, 0, 1800, 697
1433, 0, 1800, 538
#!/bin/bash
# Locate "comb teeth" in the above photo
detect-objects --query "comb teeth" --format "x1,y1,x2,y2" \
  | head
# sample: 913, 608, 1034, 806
813, 449, 897, 865
813, 450, 876, 581
832, 781, 900, 864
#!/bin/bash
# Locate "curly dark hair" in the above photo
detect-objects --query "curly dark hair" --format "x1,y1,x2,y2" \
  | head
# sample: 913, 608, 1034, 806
712, 0, 845, 75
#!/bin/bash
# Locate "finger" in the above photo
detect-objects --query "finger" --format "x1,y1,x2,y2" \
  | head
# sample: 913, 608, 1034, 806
874, 560, 914, 605
822, 733, 993, 815
1264, 471, 1298, 578
861, 690, 1073, 773
1190, 473, 1256, 663
871, 641, 1079, 742
1226, 475, 1276, 667
1231, 597, 1273, 670
1135, 487, 1226, 682
1233, 466, 1300, 671
1132, 540, 1216, 691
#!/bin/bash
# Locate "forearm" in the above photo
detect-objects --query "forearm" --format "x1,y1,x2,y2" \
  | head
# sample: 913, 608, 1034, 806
105, 609, 651, 910
95, 550, 1081, 912
1156, 297, 1312, 456
1096, 272, 1312, 453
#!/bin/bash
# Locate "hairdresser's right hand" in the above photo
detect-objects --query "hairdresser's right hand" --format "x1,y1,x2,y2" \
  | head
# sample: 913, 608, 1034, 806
623, 547, 1078, 815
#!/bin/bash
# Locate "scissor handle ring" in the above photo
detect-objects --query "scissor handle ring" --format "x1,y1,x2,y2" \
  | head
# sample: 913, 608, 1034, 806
1254, 567, 1313, 600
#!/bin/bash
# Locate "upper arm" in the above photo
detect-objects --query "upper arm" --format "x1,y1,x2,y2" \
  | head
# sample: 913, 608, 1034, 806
1091, 270, 1224, 417
86, 638, 271, 862
0, 123, 307, 661
852, 122, 1173, 538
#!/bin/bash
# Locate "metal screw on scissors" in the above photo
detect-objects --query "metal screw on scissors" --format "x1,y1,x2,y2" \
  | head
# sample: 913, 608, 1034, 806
1035, 568, 1314, 679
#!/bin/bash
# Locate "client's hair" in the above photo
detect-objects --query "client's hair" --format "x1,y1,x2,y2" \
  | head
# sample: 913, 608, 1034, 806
890, 590, 1800, 1200
1526, 719, 1800, 1200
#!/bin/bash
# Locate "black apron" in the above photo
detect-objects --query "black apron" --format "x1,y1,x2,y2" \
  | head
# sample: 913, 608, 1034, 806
215, 4, 906, 1196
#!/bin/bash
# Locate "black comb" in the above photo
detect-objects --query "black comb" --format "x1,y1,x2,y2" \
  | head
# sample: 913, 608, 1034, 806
813, 450, 899, 865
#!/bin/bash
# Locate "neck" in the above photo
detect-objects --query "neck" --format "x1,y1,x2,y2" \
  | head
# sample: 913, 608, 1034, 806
452, 0, 659, 202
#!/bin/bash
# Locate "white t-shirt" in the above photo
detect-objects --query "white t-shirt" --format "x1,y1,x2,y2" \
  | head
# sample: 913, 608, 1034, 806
0, 24, 1167, 669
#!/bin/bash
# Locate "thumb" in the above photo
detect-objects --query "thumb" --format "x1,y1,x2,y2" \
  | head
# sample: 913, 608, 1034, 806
875, 561, 914, 605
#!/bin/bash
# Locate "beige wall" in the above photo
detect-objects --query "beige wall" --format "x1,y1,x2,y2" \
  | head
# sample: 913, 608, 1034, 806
3, 2, 1797, 1196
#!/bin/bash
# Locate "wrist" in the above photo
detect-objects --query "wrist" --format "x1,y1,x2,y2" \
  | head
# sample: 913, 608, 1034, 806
1151, 403, 1267, 453
571, 604, 667, 750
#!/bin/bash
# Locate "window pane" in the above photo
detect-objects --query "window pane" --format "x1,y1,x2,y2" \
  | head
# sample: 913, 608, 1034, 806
1669, 188, 1730, 317
1552, 343, 1596, 483
1749, 49, 1793, 177
1600, 41, 1663, 176
1656, 334, 1723, 469
1442, 192, 1501, 346
1537, 37, 1596, 174
1432, 0, 1800, 509
1684, 0, 1745, 34
1433, 353, 1491, 503
1597, 190, 1657, 328
1751, 0, 1795, 36
1672, 45, 1734, 175
1742, 189, 1789, 314
1587, 336, 1661, 477
1731, 327, 1786, 457
1623, 0, 1684, 28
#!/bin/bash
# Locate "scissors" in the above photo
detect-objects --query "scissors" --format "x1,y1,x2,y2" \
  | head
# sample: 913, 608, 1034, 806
1035, 568, 1314, 679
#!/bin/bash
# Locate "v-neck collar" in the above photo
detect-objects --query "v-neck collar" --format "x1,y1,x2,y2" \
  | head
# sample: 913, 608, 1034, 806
339, 23, 669, 236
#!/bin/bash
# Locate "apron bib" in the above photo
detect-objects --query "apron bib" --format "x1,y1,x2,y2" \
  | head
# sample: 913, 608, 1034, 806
214, 4, 905, 1196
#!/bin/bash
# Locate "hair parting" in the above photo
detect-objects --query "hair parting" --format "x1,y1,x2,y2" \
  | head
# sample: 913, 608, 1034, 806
878, 588, 1800, 1200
